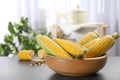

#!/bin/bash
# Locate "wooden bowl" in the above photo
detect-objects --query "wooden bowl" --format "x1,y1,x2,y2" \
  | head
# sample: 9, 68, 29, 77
45, 55, 107, 76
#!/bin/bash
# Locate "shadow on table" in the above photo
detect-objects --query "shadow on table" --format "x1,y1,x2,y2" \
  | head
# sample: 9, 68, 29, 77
49, 73, 105, 80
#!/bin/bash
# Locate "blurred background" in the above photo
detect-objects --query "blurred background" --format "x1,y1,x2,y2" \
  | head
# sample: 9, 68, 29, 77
0, 0, 120, 56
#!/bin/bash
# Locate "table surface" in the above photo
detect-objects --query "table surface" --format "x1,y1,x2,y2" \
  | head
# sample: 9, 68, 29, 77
0, 56, 120, 80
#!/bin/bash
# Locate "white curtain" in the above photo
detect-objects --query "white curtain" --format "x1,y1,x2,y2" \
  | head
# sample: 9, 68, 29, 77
0, 0, 119, 56
16, 0, 40, 30
0, 0, 18, 43
0, 0, 40, 43
103, 0, 119, 56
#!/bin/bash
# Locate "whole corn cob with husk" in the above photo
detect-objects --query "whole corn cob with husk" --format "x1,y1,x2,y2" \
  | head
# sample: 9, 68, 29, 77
53, 38, 88, 59
85, 32, 119, 58
77, 32, 99, 45
18, 50, 34, 60
36, 35, 72, 59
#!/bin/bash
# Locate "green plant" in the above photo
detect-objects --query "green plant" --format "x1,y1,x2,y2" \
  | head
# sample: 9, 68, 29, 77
0, 17, 51, 56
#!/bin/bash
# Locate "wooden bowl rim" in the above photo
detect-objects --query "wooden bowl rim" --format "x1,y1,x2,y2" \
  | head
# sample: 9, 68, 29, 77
45, 54, 107, 61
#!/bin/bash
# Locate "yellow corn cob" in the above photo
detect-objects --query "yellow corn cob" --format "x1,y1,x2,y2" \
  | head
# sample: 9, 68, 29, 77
77, 32, 99, 45
53, 38, 88, 58
36, 35, 72, 59
38, 49, 47, 59
85, 33, 119, 58
18, 50, 34, 60
84, 38, 100, 48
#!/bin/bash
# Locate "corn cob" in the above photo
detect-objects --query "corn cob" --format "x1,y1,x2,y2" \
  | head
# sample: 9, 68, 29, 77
38, 49, 47, 59
18, 50, 34, 60
77, 32, 99, 45
53, 38, 88, 59
36, 35, 72, 59
84, 38, 100, 48
85, 33, 119, 58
